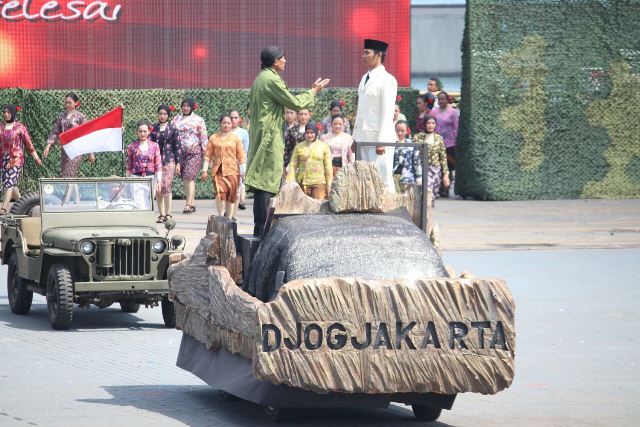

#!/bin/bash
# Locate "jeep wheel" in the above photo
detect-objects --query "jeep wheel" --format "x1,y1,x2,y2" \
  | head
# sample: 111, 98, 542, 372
120, 301, 140, 313
412, 404, 442, 422
161, 296, 176, 328
47, 264, 74, 330
10, 192, 41, 217
7, 252, 33, 314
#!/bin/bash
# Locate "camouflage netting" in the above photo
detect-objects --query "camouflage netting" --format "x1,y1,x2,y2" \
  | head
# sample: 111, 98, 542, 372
0, 88, 419, 197
457, 0, 640, 200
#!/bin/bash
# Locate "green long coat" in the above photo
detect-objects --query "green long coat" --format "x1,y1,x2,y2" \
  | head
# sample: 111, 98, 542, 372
246, 68, 315, 194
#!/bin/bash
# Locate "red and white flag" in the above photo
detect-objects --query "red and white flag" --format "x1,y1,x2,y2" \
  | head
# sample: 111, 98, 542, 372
59, 106, 123, 158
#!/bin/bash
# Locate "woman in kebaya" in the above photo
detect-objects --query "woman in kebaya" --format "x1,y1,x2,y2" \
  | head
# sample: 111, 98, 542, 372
287, 121, 332, 200
172, 98, 207, 214
200, 114, 246, 220
126, 121, 162, 213
0, 105, 42, 214
43, 92, 95, 177
150, 104, 181, 222
320, 114, 354, 176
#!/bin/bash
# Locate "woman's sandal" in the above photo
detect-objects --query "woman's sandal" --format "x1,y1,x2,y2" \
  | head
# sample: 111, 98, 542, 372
183, 205, 191, 214
156, 215, 165, 223
164, 214, 172, 222
0, 208, 7, 215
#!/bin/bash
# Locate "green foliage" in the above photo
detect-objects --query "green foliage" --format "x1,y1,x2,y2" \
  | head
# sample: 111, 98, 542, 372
457, 0, 640, 200
2, 87, 418, 197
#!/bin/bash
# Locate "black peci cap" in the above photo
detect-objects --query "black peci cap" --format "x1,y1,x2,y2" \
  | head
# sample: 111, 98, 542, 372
364, 39, 388, 52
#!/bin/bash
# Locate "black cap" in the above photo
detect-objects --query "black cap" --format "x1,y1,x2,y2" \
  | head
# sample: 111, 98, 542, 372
364, 39, 388, 52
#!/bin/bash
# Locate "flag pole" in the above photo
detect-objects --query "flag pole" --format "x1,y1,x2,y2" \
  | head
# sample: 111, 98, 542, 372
120, 105, 125, 177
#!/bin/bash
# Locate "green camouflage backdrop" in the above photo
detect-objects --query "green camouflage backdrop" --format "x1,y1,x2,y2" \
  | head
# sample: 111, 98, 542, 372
456, 0, 640, 199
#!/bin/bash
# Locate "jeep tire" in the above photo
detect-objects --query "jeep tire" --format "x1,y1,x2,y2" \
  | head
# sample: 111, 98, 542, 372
161, 296, 176, 328
120, 301, 140, 313
47, 264, 74, 330
7, 252, 33, 314
10, 192, 41, 217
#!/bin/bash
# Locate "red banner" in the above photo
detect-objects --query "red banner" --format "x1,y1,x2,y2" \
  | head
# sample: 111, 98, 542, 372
0, 0, 410, 89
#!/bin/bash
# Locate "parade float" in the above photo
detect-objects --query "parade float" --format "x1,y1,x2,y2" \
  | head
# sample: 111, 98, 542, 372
169, 161, 515, 422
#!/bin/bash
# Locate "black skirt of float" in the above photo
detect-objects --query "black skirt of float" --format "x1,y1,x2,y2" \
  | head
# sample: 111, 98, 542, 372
177, 333, 456, 410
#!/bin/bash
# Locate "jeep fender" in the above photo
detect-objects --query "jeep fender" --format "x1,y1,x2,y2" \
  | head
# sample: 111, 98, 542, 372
39, 249, 85, 288
3, 227, 30, 264
4, 237, 30, 280
2, 239, 15, 263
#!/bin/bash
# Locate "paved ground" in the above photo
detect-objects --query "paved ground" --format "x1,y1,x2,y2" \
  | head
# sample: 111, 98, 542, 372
170, 198, 640, 253
1, 198, 639, 426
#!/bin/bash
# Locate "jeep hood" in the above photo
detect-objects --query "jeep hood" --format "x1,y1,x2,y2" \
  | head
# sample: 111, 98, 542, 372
42, 226, 163, 251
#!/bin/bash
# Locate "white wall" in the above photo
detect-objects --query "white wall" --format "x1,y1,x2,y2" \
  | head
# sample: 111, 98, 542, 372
411, 5, 465, 82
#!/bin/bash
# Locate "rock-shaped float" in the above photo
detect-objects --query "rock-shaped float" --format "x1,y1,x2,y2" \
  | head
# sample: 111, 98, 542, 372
169, 163, 515, 403
170, 239, 515, 395
329, 161, 386, 213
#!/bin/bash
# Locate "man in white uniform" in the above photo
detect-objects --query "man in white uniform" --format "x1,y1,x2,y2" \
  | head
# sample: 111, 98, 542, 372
352, 39, 398, 193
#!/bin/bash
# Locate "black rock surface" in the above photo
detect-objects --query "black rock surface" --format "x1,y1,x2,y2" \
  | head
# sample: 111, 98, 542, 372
243, 213, 449, 301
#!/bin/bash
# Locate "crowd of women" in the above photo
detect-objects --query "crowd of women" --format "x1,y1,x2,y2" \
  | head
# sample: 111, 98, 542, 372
0, 94, 248, 222
0, 77, 458, 218
413, 77, 459, 198
281, 81, 458, 204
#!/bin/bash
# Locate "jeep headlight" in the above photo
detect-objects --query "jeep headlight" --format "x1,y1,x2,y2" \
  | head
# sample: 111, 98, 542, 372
80, 241, 95, 255
171, 235, 184, 249
152, 240, 166, 254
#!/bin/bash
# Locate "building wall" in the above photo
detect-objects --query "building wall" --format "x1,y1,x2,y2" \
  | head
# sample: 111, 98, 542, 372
411, 4, 465, 90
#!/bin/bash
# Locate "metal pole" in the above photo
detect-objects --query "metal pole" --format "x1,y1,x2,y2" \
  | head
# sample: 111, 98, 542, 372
420, 141, 429, 233
353, 141, 429, 233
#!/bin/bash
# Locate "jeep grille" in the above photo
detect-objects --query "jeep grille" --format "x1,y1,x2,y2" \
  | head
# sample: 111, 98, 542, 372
103, 239, 151, 278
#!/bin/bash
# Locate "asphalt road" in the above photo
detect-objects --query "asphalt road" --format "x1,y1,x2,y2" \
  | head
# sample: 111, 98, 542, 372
1, 247, 638, 426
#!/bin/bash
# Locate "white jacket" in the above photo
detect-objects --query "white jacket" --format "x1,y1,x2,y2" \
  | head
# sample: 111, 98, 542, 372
352, 64, 398, 144
353, 65, 398, 193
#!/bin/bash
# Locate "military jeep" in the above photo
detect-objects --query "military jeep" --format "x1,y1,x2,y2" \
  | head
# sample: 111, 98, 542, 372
1, 177, 186, 330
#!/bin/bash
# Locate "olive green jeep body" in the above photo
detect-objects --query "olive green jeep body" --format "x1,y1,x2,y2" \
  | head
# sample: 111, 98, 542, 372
1, 177, 185, 330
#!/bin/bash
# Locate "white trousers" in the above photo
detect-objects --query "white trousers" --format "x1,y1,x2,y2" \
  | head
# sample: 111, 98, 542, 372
358, 137, 396, 194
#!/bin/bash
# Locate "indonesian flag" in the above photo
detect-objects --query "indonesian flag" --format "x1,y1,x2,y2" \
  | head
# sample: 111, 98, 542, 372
59, 106, 123, 158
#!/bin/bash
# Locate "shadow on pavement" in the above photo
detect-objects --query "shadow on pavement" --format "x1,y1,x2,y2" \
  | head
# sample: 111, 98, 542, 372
79, 384, 457, 426
0, 303, 168, 332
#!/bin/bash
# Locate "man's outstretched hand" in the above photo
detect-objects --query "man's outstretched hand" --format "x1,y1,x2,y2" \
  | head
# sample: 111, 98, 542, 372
312, 78, 331, 94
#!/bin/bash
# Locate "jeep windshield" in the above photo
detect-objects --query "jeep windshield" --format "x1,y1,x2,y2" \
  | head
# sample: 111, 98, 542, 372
41, 180, 153, 213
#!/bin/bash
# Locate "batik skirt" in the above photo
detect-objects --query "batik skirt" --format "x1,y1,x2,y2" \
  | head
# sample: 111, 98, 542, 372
427, 165, 442, 199
61, 149, 84, 178
180, 144, 202, 181
160, 162, 175, 196
2, 154, 21, 190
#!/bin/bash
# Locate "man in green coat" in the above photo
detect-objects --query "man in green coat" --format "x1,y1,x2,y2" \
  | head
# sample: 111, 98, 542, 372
246, 45, 329, 236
